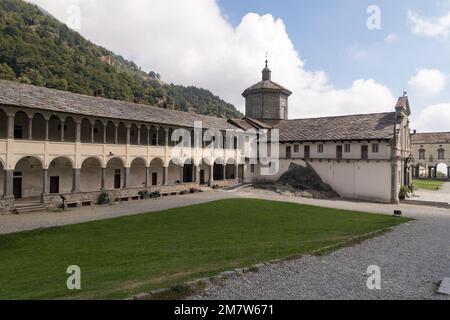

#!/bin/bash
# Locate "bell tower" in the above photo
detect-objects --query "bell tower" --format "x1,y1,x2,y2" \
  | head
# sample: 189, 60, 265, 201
242, 59, 292, 124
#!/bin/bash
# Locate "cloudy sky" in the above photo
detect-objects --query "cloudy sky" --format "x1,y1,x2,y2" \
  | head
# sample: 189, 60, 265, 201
25, 0, 450, 132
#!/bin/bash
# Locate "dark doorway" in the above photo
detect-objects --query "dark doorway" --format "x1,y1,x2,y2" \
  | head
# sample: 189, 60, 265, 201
238, 165, 244, 182
114, 169, 121, 189
13, 172, 22, 199
336, 145, 343, 160
152, 172, 158, 186
183, 164, 193, 183
50, 176, 60, 194
200, 170, 205, 185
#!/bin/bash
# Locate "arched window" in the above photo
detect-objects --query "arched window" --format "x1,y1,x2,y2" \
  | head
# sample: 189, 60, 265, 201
438, 149, 445, 161
419, 149, 426, 160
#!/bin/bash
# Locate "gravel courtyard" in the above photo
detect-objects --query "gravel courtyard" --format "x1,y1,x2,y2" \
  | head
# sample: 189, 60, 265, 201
189, 189, 450, 300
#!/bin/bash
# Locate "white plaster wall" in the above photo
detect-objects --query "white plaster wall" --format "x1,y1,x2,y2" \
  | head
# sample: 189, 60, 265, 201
80, 161, 102, 192
130, 163, 147, 188
16, 159, 43, 197
149, 161, 164, 186
105, 162, 123, 190
168, 164, 181, 184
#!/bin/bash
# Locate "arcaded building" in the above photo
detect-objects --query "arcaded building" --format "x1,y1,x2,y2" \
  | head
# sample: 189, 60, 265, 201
0, 62, 413, 213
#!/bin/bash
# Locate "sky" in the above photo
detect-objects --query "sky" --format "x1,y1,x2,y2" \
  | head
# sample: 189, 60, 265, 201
25, 0, 450, 132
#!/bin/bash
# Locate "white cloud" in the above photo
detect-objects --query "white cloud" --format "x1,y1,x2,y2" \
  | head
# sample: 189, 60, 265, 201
408, 68, 447, 97
346, 43, 368, 60
385, 33, 399, 44
26, 0, 397, 119
408, 10, 450, 38
412, 103, 450, 132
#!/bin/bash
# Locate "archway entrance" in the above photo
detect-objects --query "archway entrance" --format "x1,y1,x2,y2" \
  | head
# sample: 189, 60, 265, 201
14, 157, 44, 199
48, 158, 73, 194
80, 158, 102, 192
436, 163, 449, 180
130, 158, 147, 188
106, 158, 125, 190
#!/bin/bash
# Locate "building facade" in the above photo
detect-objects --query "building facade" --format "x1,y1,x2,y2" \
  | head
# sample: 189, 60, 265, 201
0, 63, 413, 213
411, 132, 450, 179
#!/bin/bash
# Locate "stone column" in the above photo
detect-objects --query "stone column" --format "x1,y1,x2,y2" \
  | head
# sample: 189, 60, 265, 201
155, 127, 159, 146
195, 166, 200, 184
72, 168, 80, 193
4, 170, 14, 199
75, 120, 81, 143
43, 169, 49, 195
28, 116, 33, 140
114, 124, 118, 144
180, 166, 184, 183
163, 166, 169, 185
137, 127, 141, 145
103, 124, 107, 144
146, 167, 150, 187
209, 165, 214, 186
123, 167, 130, 189
223, 164, 226, 181
235, 164, 239, 180
45, 118, 49, 141
126, 126, 131, 145
7, 114, 14, 139
101, 168, 106, 190
61, 119, 65, 142
90, 122, 95, 143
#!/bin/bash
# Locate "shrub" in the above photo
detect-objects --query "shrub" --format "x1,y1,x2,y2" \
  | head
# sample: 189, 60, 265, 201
138, 190, 149, 199
98, 192, 110, 205
151, 191, 161, 198
399, 186, 410, 200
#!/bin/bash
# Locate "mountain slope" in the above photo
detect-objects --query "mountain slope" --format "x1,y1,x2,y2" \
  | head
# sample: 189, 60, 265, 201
0, 0, 242, 118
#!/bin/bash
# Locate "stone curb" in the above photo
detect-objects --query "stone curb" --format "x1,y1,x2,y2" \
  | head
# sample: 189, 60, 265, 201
128, 228, 390, 300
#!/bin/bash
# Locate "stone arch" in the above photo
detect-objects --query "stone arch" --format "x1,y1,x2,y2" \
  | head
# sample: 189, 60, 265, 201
48, 157, 74, 194
168, 159, 182, 185
130, 123, 139, 145
14, 156, 44, 198
435, 162, 449, 179
183, 158, 194, 183
0, 108, 7, 139
32, 113, 46, 141
117, 122, 127, 145
48, 115, 62, 141
80, 157, 102, 192
106, 157, 125, 190
14, 111, 30, 139
80, 118, 92, 143
149, 158, 164, 186
64, 117, 76, 142
129, 158, 147, 188
13, 155, 45, 169
225, 158, 237, 180
105, 121, 116, 144
213, 157, 225, 181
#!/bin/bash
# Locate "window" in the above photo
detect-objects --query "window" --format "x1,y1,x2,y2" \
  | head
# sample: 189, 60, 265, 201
419, 149, 425, 160
317, 144, 324, 153
250, 164, 255, 173
372, 144, 379, 153
438, 149, 445, 160
304, 146, 310, 159
361, 146, 369, 160
294, 144, 299, 153
286, 146, 292, 159
336, 145, 343, 160
344, 144, 351, 153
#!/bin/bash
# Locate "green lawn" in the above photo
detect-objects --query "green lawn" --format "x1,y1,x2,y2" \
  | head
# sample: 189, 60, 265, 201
0, 199, 410, 300
413, 179, 445, 191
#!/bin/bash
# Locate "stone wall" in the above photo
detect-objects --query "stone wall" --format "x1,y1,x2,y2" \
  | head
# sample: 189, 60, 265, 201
0, 198, 15, 215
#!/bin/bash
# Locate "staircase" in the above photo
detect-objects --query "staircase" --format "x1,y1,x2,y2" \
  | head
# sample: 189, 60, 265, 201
14, 197, 47, 214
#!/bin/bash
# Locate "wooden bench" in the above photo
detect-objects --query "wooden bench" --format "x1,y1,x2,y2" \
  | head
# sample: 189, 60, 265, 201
81, 200, 94, 207
65, 202, 79, 209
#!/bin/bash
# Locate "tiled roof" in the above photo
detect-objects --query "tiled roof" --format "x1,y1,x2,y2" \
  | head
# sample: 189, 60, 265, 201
0, 80, 236, 130
242, 80, 292, 96
412, 132, 450, 144
273, 112, 397, 142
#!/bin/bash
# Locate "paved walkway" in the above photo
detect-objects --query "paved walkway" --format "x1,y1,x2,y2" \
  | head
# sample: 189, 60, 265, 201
412, 182, 450, 204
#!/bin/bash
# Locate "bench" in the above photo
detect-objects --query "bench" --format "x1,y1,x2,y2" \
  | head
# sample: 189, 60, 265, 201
116, 196, 130, 202
65, 202, 79, 209
81, 200, 94, 207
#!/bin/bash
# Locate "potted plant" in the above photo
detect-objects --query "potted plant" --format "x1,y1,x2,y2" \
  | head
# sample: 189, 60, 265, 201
138, 190, 149, 199
399, 186, 410, 201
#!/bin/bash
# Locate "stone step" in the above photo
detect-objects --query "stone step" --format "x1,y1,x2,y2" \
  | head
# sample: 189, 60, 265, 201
14, 204, 47, 214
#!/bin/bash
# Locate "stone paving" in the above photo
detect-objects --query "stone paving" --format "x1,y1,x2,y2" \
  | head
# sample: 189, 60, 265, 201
412, 182, 450, 204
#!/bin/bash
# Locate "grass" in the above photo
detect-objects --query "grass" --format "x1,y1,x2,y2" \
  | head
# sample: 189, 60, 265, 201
413, 179, 445, 191
0, 199, 410, 300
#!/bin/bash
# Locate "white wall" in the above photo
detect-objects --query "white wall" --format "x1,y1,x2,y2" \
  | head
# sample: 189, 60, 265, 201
80, 160, 102, 192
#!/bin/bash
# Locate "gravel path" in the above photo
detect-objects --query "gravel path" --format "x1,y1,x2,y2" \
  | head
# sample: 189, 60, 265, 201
188, 191, 450, 300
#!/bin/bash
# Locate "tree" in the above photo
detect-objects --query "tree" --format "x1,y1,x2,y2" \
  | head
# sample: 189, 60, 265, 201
0, 63, 16, 80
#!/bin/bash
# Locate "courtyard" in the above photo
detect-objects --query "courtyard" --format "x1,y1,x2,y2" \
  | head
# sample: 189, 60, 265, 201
0, 196, 408, 300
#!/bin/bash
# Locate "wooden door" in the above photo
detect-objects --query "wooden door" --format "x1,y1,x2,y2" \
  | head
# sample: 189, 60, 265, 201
50, 176, 59, 194
13, 175, 22, 199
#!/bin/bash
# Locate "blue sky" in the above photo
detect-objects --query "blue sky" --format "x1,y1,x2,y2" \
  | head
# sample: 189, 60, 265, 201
219, 0, 450, 119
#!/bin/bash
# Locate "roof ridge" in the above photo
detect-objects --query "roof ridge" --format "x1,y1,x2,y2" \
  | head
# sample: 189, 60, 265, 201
284, 111, 395, 122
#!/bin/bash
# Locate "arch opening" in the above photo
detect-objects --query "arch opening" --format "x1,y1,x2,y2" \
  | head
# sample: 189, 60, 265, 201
106, 158, 124, 190
149, 158, 164, 186
14, 156, 44, 199
80, 157, 102, 192
48, 157, 74, 194
129, 158, 147, 188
